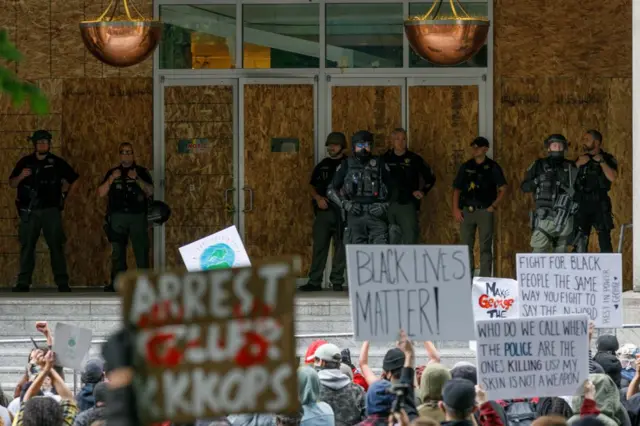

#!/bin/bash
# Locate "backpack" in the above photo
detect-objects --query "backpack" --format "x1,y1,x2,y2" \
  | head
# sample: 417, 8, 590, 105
504, 400, 536, 426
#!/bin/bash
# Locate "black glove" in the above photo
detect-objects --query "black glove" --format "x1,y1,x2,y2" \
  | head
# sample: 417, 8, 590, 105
343, 201, 362, 215
369, 202, 387, 218
341, 348, 354, 369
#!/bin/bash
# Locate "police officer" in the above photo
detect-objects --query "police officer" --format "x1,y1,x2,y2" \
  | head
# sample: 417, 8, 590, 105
9, 130, 79, 292
521, 134, 578, 253
452, 137, 507, 277
98, 142, 153, 292
383, 128, 436, 244
573, 130, 618, 253
300, 132, 347, 292
327, 130, 392, 246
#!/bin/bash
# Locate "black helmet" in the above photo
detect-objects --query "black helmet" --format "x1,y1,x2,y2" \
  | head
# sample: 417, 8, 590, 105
28, 130, 52, 143
544, 134, 568, 150
352, 130, 374, 145
325, 132, 346, 148
147, 201, 171, 226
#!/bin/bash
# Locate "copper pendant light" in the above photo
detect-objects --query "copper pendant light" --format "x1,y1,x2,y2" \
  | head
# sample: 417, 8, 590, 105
79, 0, 163, 68
404, 0, 489, 66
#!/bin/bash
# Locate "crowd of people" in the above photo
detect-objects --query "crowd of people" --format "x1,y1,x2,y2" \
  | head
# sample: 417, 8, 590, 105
2, 322, 640, 426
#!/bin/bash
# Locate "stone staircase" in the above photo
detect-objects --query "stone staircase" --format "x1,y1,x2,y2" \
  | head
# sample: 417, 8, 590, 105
0, 293, 475, 395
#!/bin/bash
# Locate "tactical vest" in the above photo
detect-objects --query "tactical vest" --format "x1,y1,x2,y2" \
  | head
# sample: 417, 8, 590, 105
108, 166, 148, 214
534, 159, 576, 210
575, 154, 612, 195
344, 156, 387, 204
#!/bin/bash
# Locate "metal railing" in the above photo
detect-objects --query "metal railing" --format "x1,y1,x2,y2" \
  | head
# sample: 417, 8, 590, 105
618, 223, 632, 254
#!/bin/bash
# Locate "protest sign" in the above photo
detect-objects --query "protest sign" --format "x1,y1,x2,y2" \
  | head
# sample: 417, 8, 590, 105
52, 323, 93, 370
517, 253, 623, 327
472, 277, 519, 320
179, 225, 251, 271
346, 244, 474, 342
118, 257, 299, 424
475, 315, 589, 400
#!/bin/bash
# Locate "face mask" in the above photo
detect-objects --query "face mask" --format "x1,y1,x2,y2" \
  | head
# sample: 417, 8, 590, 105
549, 150, 565, 160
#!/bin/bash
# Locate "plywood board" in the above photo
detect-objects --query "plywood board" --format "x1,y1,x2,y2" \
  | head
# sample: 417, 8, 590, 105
409, 86, 480, 258
493, 77, 634, 289
164, 85, 234, 270
495, 0, 631, 78
243, 84, 315, 276
331, 86, 402, 155
51, 0, 85, 78
15, 0, 51, 80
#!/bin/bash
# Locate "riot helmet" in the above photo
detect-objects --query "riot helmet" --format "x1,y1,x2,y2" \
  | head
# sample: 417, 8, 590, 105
352, 130, 374, 158
325, 132, 346, 158
147, 201, 171, 226
29, 130, 52, 155
544, 134, 568, 160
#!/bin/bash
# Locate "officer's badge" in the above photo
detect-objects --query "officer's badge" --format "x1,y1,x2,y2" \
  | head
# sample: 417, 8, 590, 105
370, 159, 377, 166
404, 158, 410, 164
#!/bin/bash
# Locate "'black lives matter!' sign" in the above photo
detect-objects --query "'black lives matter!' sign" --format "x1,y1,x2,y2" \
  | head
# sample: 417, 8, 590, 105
517, 253, 623, 327
346, 244, 474, 342
475, 315, 589, 400
119, 258, 299, 424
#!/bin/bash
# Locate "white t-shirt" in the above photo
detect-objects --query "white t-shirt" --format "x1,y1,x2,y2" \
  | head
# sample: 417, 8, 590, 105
0, 405, 11, 426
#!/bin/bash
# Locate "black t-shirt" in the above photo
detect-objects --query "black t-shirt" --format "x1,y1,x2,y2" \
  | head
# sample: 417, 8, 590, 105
101, 163, 153, 214
10, 153, 79, 210
383, 149, 436, 205
453, 157, 507, 208
310, 157, 343, 198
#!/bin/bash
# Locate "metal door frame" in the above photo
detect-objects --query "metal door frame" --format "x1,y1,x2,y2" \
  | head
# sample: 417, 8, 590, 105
238, 77, 319, 242
154, 77, 240, 269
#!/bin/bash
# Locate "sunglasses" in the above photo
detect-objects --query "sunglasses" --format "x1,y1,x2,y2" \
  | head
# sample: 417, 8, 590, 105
120, 150, 133, 155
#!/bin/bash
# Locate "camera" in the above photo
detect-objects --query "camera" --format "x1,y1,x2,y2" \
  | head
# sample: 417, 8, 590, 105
390, 383, 411, 413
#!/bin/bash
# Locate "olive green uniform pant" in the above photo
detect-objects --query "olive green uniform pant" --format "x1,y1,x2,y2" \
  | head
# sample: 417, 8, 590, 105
388, 202, 420, 244
460, 208, 494, 277
308, 209, 345, 287
531, 216, 574, 253
110, 212, 150, 285
17, 207, 69, 288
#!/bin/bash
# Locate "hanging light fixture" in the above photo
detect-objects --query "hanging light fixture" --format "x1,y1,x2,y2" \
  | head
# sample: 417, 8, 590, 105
79, 0, 163, 68
404, 0, 489, 66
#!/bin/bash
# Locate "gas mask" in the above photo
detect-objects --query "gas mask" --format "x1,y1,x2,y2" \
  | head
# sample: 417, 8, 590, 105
353, 142, 371, 159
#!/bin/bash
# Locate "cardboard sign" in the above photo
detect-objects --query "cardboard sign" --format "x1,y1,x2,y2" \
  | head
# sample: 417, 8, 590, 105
52, 323, 93, 370
346, 244, 474, 342
179, 225, 251, 272
516, 253, 623, 328
475, 315, 589, 400
118, 258, 299, 424
472, 277, 520, 320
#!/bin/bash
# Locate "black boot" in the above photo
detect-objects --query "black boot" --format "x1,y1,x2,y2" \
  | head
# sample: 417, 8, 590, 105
299, 282, 322, 292
104, 284, 116, 292
11, 285, 29, 293
332, 283, 344, 291
57, 285, 72, 293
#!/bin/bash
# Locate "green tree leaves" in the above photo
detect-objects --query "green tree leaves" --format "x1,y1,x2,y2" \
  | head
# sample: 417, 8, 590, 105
0, 29, 49, 115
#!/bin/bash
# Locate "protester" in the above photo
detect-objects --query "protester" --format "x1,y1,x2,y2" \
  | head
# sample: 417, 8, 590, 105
417, 364, 451, 421
568, 376, 629, 426
298, 366, 334, 426
355, 380, 396, 426
76, 360, 105, 412
73, 382, 107, 426
438, 379, 503, 425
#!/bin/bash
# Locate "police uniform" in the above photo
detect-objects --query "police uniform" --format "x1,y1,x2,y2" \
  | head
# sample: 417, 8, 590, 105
383, 149, 436, 244
102, 162, 153, 288
453, 156, 506, 276
302, 153, 346, 292
10, 131, 79, 292
573, 151, 617, 253
521, 134, 578, 253
327, 131, 392, 245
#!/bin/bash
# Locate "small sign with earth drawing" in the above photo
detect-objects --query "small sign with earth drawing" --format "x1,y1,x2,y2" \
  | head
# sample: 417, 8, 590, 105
118, 257, 300, 424
52, 323, 93, 370
179, 225, 251, 271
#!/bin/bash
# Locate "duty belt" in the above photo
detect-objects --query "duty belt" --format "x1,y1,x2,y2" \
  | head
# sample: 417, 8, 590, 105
464, 205, 490, 213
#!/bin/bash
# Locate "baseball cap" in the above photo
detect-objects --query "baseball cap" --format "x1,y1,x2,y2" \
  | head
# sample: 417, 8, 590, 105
29, 130, 52, 142
470, 137, 489, 148
314, 343, 342, 362
382, 348, 405, 372
304, 339, 327, 363
442, 378, 476, 412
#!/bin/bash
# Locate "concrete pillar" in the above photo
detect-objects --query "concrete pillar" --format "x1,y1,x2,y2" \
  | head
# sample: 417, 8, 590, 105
634, 0, 640, 290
